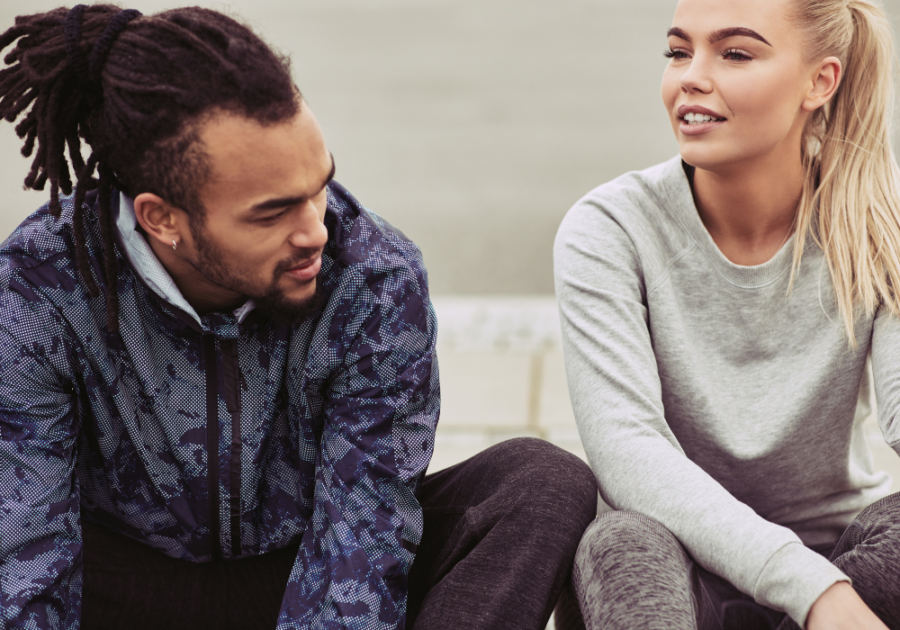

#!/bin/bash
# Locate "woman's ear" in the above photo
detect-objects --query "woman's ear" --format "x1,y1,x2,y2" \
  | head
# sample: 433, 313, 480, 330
802, 56, 842, 112
133, 192, 185, 250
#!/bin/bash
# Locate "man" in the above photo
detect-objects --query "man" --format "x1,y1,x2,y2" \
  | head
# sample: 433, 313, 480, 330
0, 5, 597, 630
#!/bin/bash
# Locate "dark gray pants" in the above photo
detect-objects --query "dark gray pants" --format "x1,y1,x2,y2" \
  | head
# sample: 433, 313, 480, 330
83, 437, 598, 630
570, 492, 900, 630
406, 437, 597, 630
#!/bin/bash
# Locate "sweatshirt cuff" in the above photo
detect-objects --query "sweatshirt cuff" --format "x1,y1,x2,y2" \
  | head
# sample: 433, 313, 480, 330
753, 541, 850, 627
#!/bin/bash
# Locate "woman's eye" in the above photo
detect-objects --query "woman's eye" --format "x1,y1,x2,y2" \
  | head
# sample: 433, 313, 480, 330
723, 48, 751, 61
663, 48, 689, 60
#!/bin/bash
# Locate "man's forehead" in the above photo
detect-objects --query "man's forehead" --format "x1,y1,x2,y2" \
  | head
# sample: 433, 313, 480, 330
198, 107, 313, 162
196, 104, 331, 212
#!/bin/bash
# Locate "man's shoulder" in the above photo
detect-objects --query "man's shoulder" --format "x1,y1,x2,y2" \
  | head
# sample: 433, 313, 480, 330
0, 194, 94, 297
324, 181, 429, 294
0, 195, 104, 360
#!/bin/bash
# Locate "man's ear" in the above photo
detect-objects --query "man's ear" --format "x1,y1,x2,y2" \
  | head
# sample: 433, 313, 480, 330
802, 56, 842, 112
133, 192, 186, 250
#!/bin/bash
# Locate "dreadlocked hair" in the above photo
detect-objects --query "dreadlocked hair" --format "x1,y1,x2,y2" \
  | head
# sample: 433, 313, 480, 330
0, 5, 299, 332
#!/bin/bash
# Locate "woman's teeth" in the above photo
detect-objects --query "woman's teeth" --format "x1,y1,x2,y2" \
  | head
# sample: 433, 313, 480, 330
684, 112, 722, 124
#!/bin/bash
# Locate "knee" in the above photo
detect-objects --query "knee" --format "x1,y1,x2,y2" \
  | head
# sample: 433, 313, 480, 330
842, 491, 900, 550
575, 510, 683, 576
830, 492, 900, 615
489, 437, 598, 524
573, 512, 696, 627
853, 491, 900, 530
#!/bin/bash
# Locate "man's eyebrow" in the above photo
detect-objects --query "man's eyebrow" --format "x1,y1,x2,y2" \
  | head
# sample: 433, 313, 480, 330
666, 26, 772, 47
249, 153, 336, 212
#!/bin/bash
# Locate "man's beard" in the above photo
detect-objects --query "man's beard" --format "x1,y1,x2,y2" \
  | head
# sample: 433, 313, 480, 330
190, 220, 326, 325
253, 281, 326, 325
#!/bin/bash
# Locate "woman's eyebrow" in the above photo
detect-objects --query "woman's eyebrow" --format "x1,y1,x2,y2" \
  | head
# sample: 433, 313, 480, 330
667, 27, 691, 41
709, 27, 771, 46
666, 26, 772, 47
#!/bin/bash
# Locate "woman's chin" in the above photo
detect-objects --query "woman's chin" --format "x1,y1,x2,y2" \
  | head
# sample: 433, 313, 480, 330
678, 149, 718, 173
678, 145, 752, 175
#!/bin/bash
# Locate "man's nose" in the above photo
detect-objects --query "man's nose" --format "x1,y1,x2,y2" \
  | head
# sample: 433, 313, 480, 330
287, 200, 328, 250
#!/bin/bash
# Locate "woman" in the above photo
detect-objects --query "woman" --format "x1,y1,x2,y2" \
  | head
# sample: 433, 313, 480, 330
554, 0, 900, 628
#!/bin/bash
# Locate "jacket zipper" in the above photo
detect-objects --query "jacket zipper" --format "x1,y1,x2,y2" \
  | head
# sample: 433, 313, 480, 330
222, 339, 243, 558
203, 334, 222, 561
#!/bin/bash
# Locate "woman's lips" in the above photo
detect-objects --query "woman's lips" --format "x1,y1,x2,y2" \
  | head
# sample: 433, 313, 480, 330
679, 118, 726, 136
677, 104, 726, 136
285, 256, 322, 282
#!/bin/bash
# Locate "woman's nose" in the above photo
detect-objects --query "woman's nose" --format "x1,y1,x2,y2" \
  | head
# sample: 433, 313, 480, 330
679, 55, 713, 94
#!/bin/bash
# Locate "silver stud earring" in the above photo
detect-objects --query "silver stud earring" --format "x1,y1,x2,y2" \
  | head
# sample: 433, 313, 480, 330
172, 240, 178, 251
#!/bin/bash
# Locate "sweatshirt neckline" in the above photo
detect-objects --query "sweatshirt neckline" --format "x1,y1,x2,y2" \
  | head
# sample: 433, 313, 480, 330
661, 157, 795, 289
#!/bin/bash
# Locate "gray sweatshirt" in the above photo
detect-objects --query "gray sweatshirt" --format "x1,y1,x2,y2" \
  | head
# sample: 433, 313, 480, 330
554, 156, 900, 626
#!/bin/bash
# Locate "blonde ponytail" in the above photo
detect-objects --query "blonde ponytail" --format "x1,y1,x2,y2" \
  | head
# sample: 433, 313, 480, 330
790, 0, 900, 345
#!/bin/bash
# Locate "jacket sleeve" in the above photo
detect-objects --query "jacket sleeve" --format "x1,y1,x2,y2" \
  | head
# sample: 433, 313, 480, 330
277, 268, 439, 630
0, 289, 82, 629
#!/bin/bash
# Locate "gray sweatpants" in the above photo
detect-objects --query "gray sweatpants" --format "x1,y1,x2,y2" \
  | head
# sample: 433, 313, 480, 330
570, 492, 900, 630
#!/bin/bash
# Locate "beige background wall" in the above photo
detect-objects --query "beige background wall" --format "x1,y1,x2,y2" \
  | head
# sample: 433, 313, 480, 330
1, 2, 898, 486
3, 0, 900, 295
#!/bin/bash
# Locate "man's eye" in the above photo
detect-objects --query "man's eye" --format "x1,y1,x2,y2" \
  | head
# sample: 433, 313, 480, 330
259, 210, 287, 223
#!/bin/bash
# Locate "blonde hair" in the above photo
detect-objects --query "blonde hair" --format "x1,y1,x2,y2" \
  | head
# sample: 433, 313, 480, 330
790, 0, 900, 345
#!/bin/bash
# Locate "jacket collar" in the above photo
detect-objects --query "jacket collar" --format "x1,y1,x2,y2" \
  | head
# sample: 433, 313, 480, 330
113, 192, 256, 327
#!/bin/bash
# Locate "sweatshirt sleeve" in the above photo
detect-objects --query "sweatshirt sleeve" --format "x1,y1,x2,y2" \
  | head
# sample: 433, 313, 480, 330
0, 287, 82, 629
870, 307, 900, 454
276, 267, 438, 630
553, 194, 848, 627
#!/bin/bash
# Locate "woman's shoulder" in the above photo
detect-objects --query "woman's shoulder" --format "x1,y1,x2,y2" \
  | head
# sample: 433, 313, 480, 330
556, 156, 694, 259
574, 156, 683, 212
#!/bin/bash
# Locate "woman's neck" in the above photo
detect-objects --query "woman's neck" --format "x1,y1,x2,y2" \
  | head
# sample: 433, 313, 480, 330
691, 152, 804, 266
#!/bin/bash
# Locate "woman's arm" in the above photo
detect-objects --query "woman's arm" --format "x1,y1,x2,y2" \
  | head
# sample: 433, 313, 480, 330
553, 189, 848, 627
807, 583, 887, 630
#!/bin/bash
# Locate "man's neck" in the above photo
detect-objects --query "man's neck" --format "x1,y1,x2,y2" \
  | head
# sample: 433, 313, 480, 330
147, 236, 245, 315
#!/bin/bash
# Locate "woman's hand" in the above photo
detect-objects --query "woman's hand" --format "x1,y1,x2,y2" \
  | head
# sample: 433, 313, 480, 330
806, 582, 887, 630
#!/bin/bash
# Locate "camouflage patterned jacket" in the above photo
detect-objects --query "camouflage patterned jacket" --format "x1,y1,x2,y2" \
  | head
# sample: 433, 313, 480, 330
0, 182, 439, 629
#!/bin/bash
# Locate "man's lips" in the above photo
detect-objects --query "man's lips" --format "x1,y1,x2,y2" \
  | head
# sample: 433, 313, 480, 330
284, 255, 322, 282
